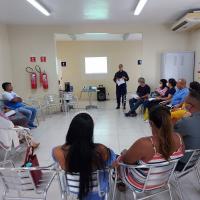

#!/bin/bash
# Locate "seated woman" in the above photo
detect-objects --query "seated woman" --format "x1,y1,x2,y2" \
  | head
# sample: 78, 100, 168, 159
0, 112, 39, 148
157, 78, 177, 103
155, 79, 169, 97
52, 112, 116, 200
143, 79, 169, 111
118, 106, 184, 191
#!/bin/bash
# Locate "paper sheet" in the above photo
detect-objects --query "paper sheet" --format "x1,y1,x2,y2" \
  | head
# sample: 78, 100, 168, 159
116, 78, 125, 86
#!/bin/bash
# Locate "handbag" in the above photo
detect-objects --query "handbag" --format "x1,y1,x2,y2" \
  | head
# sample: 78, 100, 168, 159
23, 146, 42, 187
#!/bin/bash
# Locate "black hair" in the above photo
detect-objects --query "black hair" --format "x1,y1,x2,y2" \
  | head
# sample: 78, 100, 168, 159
168, 78, 177, 87
149, 106, 173, 160
63, 113, 105, 199
160, 79, 167, 89
2, 82, 11, 91
189, 81, 200, 91
189, 81, 200, 102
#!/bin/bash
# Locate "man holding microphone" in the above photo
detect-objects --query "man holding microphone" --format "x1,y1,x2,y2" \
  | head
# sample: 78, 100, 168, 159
113, 64, 129, 109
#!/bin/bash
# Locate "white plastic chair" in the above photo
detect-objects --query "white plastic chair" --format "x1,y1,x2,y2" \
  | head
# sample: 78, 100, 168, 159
25, 97, 46, 125
0, 161, 57, 200
0, 127, 31, 162
114, 160, 179, 200
44, 94, 63, 114
57, 168, 112, 200
173, 149, 200, 200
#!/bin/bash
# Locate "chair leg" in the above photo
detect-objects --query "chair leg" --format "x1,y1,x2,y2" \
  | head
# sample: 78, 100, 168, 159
173, 174, 184, 200
168, 184, 173, 200
195, 166, 200, 186
3, 151, 8, 162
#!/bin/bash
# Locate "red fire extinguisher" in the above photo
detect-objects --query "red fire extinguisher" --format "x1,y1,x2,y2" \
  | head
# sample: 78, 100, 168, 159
26, 67, 37, 89
42, 71, 48, 89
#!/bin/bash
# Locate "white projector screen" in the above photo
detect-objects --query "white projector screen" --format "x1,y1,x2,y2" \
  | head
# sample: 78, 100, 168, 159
85, 57, 108, 74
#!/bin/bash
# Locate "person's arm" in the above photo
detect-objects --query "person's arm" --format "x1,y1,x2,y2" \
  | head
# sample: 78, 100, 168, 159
3, 92, 22, 103
140, 86, 150, 100
121, 138, 147, 165
158, 94, 173, 101
174, 119, 188, 137
122, 72, 129, 81
113, 73, 118, 83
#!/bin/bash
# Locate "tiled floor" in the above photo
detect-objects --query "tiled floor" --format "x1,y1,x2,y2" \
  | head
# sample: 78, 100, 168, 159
0, 100, 200, 199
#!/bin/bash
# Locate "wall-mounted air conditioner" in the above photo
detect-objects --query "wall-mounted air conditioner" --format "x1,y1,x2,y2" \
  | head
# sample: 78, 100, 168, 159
171, 12, 200, 32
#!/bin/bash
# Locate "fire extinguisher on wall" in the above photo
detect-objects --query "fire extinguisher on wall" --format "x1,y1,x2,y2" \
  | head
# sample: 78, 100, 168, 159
35, 65, 43, 85
42, 71, 48, 89
26, 67, 37, 89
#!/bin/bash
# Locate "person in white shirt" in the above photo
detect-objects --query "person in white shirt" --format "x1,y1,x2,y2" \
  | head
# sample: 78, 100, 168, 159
0, 112, 39, 148
2, 82, 37, 128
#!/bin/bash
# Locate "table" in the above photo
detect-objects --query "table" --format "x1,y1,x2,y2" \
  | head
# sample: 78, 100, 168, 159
80, 86, 98, 109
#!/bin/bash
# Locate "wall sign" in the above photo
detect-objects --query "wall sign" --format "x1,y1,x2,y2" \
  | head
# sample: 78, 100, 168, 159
30, 57, 36, 62
61, 61, 67, 67
40, 56, 47, 62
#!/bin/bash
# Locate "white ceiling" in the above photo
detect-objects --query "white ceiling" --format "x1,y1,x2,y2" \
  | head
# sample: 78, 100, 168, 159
55, 33, 143, 41
0, 0, 200, 25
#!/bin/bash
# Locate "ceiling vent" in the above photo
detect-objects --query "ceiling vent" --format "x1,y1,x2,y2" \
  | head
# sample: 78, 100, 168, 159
171, 12, 200, 32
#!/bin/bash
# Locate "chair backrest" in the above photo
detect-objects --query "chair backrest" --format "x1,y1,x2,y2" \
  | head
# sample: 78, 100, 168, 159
45, 94, 60, 105
181, 149, 200, 172
0, 163, 36, 192
59, 169, 110, 198
119, 160, 178, 192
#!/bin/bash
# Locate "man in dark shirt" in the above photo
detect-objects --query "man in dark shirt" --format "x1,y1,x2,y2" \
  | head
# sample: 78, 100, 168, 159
113, 64, 129, 109
125, 77, 150, 117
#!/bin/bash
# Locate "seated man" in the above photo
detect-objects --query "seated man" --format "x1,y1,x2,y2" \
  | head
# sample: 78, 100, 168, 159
171, 79, 189, 107
174, 82, 200, 171
2, 82, 37, 128
125, 77, 150, 117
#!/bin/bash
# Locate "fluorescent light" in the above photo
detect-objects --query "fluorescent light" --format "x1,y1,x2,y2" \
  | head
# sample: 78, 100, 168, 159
26, 0, 50, 16
134, 0, 148, 16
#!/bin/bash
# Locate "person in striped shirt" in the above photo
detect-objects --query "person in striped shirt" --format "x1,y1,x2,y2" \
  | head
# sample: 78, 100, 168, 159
117, 106, 184, 191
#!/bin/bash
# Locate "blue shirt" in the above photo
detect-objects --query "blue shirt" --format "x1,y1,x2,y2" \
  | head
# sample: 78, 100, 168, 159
171, 88, 189, 106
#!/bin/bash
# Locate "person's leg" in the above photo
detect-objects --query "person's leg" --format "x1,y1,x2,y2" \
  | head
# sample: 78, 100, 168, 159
116, 88, 121, 108
130, 99, 143, 113
122, 87, 127, 109
129, 98, 138, 111
17, 107, 32, 122
23, 106, 37, 125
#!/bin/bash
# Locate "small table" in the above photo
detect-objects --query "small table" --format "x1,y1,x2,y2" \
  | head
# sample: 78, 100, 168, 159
80, 87, 98, 109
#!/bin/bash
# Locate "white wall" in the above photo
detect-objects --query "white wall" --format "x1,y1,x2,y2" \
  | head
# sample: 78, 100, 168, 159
0, 24, 12, 93
56, 41, 142, 99
8, 26, 59, 98
188, 29, 200, 81
7, 24, 189, 97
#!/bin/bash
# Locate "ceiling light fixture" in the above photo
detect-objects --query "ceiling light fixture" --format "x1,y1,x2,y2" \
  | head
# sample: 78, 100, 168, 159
134, 0, 148, 16
26, 0, 51, 16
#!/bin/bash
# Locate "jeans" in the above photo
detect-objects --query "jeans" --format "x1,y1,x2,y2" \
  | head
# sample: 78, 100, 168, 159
116, 84, 127, 107
129, 98, 144, 113
16, 106, 37, 125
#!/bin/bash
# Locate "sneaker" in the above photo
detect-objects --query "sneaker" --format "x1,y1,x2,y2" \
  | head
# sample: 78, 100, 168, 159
125, 112, 131, 117
28, 123, 37, 129
116, 106, 120, 109
129, 112, 137, 117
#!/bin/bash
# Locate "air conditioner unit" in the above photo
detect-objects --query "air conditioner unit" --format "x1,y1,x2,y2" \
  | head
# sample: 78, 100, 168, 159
171, 12, 200, 32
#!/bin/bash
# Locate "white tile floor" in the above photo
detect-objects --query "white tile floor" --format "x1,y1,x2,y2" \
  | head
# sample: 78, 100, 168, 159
0, 100, 200, 199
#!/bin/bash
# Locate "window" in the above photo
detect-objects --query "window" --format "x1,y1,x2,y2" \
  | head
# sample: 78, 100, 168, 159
85, 57, 107, 74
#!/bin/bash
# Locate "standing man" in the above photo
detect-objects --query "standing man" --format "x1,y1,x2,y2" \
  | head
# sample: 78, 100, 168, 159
113, 64, 129, 109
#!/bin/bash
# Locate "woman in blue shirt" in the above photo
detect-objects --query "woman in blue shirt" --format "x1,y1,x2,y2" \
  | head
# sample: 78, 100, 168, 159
52, 112, 116, 200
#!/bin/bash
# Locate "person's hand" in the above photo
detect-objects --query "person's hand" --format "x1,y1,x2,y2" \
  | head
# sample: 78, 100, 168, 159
122, 76, 126, 80
156, 96, 161, 100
